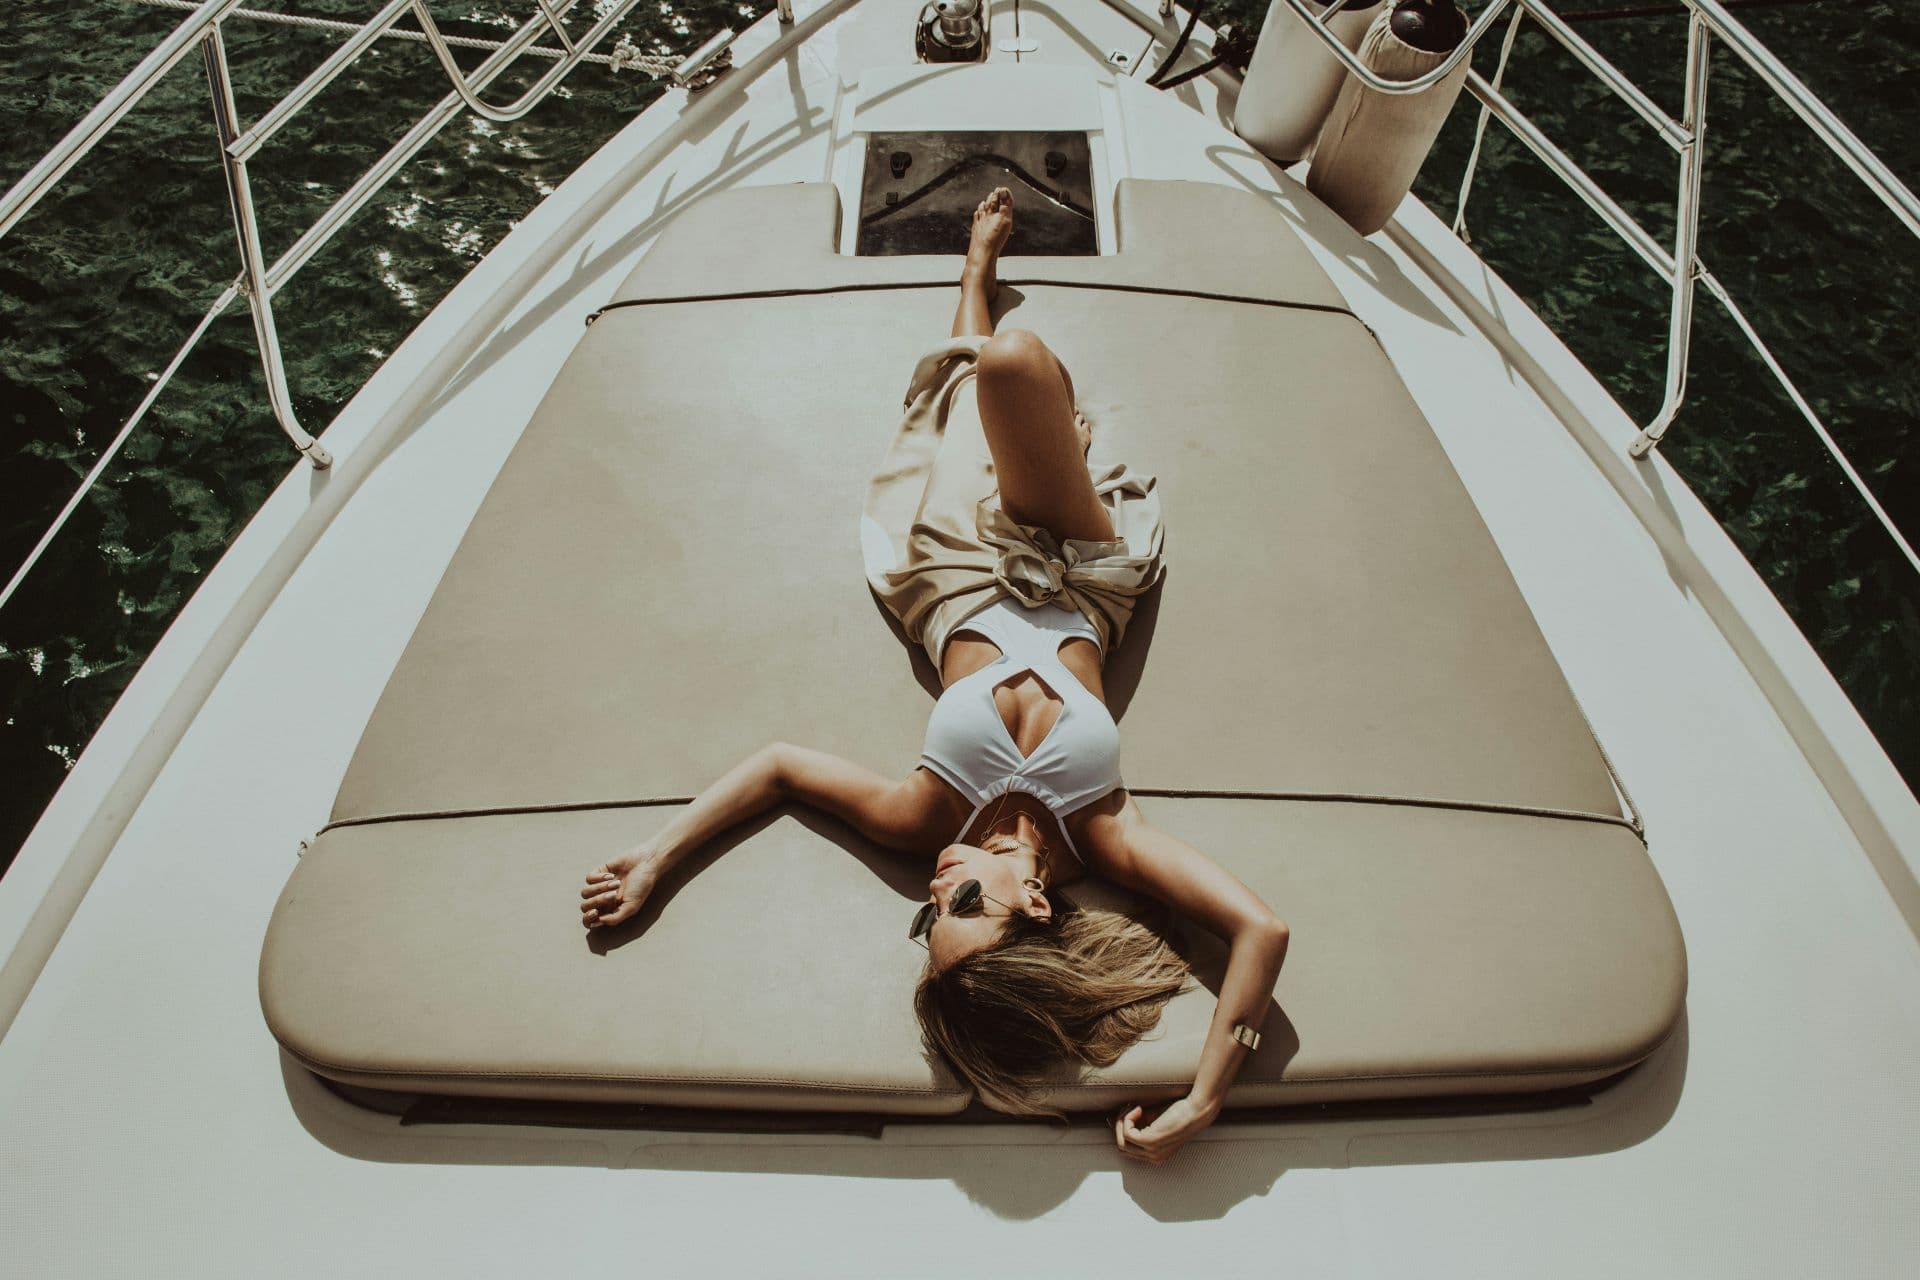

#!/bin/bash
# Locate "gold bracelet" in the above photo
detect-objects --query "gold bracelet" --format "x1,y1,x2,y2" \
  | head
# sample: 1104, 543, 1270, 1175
1230, 1023, 1262, 1051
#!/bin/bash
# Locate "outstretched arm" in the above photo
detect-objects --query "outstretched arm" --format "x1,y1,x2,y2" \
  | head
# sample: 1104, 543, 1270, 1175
581, 742, 951, 929
1077, 790, 1291, 1164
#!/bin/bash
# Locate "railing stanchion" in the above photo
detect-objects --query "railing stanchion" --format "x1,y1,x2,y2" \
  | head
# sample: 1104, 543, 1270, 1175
0, 0, 248, 239
534, 0, 579, 54
201, 25, 332, 468
1, 0, 685, 611
1630, 13, 1712, 460
407, 0, 647, 124
3, 0, 1916, 606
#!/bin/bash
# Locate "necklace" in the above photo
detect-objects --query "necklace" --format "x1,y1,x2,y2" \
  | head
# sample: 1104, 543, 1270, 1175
978, 786, 1052, 888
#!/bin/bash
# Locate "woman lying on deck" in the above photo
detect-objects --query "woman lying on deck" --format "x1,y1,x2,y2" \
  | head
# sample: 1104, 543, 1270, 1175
578, 187, 1289, 1165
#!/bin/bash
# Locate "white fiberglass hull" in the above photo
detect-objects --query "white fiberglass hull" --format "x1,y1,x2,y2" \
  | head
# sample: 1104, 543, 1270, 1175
1, 1, 1915, 1273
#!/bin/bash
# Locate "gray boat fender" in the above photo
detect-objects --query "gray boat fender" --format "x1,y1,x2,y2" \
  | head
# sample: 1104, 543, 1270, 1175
1306, 1, 1473, 236
1232, 0, 1387, 166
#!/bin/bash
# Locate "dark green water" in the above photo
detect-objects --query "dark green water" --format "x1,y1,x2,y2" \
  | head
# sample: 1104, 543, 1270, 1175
2, 1, 1915, 877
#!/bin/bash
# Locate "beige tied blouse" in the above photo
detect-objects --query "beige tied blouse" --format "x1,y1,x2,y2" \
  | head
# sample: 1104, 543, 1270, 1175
861, 334, 1167, 670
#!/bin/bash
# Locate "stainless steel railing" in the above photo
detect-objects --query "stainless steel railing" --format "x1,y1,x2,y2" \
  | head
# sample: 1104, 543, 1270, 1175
1270, 0, 1918, 573
0, 0, 756, 612
4, 0, 1914, 613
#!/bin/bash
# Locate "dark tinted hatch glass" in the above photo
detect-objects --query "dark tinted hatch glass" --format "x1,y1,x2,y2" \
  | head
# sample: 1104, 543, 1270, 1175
857, 131, 1097, 256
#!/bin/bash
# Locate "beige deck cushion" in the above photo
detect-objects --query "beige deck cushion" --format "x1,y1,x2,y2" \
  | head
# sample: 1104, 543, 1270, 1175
261, 799, 1681, 1110
262, 807, 972, 1112
1032, 799, 1681, 1112
262, 179, 1684, 1113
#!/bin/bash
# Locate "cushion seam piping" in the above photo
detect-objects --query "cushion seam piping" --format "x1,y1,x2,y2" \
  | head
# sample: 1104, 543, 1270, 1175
581, 278, 1361, 325
319, 790, 1641, 839
275, 1042, 969, 1095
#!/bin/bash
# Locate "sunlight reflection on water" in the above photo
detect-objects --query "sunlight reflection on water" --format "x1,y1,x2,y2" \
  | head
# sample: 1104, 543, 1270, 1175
0, 1, 1914, 873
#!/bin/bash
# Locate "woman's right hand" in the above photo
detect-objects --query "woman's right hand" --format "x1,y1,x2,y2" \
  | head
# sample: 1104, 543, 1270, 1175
581, 848, 661, 930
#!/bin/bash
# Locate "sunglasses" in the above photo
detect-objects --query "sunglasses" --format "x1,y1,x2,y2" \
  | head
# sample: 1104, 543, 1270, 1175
908, 879, 1020, 949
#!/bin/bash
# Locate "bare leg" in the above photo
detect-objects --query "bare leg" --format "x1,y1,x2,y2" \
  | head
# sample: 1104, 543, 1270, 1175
975, 327, 1114, 543
952, 187, 1011, 338
955, 185, 1092, 455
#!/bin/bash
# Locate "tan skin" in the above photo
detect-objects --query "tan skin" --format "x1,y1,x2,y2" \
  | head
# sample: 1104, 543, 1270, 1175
580, 188, 1289, 1165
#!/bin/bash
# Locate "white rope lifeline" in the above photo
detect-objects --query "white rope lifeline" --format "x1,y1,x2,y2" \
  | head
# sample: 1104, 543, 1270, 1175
1697, 268, 1920, 576
0, 284, 239, 614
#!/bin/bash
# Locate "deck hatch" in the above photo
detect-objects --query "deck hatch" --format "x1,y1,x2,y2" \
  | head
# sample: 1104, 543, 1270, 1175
856, 131, 1097, 256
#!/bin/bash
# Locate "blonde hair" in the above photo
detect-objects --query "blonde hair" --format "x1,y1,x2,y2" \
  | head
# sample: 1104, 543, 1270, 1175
913, 905, 1192, 1117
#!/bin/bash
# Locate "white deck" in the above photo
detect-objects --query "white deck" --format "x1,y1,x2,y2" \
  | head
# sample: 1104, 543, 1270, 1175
3, 1, 1917, 1274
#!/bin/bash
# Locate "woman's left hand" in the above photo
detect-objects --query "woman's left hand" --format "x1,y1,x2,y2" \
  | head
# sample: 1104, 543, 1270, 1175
1113, 1094, 1220, 1165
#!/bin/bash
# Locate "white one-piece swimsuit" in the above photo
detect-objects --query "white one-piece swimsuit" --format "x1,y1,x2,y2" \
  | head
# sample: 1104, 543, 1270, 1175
917, 596, 1124, 859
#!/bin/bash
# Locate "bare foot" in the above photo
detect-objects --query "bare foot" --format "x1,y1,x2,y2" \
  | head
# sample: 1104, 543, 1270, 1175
965, 186, 1013, 300
1073, 405, 1092, 457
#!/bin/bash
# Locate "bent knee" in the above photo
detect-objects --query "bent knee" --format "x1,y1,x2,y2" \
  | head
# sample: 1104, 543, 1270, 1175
977, 328, 1053, 380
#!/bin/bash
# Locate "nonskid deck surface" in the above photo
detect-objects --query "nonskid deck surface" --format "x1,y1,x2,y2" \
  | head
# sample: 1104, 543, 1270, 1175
1, 1, 1915, 1273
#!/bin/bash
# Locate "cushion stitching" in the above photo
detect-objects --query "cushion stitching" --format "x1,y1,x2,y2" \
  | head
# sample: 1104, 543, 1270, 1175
277, 1042, 968, 1096
320, 790, 1642, 839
